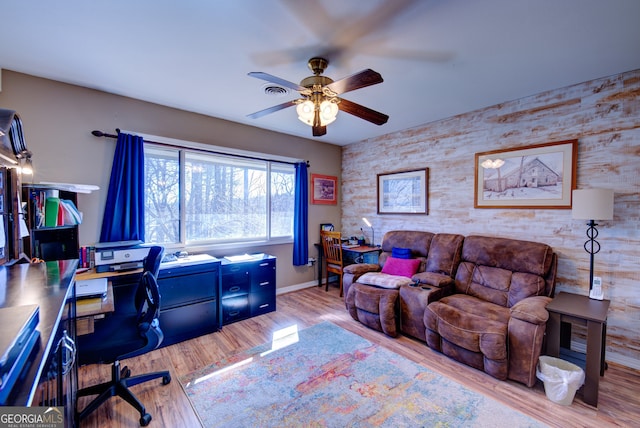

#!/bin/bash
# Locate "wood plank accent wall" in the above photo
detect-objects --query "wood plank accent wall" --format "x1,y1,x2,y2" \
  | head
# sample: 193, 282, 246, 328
342, 69, 640, 369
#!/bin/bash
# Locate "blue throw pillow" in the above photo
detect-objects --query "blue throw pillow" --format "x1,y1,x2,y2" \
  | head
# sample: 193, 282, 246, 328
391, 247, 412, 259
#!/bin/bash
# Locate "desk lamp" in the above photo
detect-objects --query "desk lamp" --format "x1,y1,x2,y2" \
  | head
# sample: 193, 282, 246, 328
362, 218, 375, 247
571, 189, 614, 299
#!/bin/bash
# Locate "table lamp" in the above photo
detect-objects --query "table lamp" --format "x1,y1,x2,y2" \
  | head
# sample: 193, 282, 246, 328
362, 217, 374, 247
571, 188, 614, 298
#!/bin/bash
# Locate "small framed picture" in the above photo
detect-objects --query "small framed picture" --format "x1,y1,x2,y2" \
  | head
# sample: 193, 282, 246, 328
311, 174, 338, 205
320, 223, 334, 232
377, 168, 428, 214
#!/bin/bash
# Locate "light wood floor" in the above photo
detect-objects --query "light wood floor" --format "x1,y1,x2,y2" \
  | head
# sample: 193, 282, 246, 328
77, 285, 640, 427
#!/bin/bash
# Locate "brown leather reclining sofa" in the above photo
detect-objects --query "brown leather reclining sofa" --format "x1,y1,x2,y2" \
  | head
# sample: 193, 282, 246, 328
343, 230, 557, 387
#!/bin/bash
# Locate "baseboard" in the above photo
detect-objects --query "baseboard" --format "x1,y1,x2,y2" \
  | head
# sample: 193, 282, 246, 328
570, 340, 640, 371
276, 281, 318, 295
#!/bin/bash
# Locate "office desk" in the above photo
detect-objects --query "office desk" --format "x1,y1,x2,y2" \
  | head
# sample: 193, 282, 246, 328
546, 292, 610, 407
75, 269, 138, 336
315, 243, 381, 286
343, 245, 382, 264
76, 267, 143, 281
0, 259, 78, 426
76, 283, 115, 335
76, 258, 221, 365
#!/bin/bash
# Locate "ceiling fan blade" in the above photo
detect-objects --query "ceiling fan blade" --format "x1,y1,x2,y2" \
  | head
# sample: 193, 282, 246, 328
280, 0, 419, 67
358, 44, 455, 63
325, 69, 383, 95
330, 0, 420, 48
246, 100, 297, 119
338, 98, 389, 126
251, 45, 324, 68
248, 72, 306, 92
281, 0, 334, 42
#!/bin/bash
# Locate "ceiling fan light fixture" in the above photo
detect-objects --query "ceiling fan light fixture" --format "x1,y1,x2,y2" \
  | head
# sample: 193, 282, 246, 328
297, 98, 339, 127
319, 99, 338, 125
248, 56, 387, 136
296, 100, 315, 125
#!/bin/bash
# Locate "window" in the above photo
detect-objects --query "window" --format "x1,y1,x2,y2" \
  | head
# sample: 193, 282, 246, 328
144, 144, 295, 246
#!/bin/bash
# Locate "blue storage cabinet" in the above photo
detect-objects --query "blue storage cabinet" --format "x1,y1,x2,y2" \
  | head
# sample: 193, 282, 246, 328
157, 255, 221, 346
221, 254, 276, 325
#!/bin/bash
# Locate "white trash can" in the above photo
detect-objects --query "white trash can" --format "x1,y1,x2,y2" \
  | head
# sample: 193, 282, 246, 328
536, 356, 585, 405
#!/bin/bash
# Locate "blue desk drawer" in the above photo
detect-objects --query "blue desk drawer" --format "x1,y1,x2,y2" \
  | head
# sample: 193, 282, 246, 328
221, 271, 250, 298
222, 295, 250, 324
250, 291, 276, 317
160, 270, 217, 308
159, 299, 218, 347
251, 276, 275, 294
251, 259, 275, 293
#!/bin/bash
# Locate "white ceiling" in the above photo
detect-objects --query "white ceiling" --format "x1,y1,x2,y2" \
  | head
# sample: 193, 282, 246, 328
1, 0, 639, 146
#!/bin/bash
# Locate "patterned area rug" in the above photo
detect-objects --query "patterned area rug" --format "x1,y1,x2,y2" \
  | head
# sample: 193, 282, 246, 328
180, 322, 546, 427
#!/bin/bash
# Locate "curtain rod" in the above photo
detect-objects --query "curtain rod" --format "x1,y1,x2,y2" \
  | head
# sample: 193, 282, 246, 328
91, 129, 310, 167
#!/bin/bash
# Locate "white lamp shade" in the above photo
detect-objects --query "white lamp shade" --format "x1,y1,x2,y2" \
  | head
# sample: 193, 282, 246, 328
296, 99, 339, 127
572, 189, 614, 220
296, 100, 315, 125
319, 100, 338, 125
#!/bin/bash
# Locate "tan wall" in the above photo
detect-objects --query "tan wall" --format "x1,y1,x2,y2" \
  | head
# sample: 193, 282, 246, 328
0, 70, 342, 288
342, 70, 640, 369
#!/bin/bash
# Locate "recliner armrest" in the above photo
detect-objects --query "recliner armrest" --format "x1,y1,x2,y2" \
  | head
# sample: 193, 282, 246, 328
343, 263, 380, 275
510, 296, 553, 324
411, 271, 454, 288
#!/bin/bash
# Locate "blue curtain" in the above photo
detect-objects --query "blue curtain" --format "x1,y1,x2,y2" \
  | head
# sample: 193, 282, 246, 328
99, 132, 145, 242
292, 162, 309, 266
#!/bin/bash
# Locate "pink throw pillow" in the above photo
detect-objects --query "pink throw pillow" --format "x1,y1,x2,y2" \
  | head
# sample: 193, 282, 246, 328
381, 257, 421, 278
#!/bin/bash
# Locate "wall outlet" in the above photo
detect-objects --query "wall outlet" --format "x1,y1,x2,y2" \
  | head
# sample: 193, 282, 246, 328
307, 257, 316, 267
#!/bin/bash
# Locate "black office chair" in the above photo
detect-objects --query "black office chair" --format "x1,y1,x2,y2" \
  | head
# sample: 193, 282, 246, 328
77, 246, 171, 426
143, 245, 164, 278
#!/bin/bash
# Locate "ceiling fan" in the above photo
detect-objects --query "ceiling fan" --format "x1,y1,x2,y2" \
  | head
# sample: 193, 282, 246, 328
247, 57, 389, 137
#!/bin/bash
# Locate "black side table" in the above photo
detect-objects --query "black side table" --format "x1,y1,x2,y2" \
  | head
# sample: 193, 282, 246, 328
545, 292, 610, 407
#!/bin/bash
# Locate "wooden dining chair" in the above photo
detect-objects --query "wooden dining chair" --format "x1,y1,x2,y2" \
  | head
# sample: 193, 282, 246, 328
320, 230, 345, 296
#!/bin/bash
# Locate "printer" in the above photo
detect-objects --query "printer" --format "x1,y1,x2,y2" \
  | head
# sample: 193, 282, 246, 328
94, 240, 150, 273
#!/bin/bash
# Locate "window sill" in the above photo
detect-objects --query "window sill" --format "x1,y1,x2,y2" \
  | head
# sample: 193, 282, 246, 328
165, 238, 294, 255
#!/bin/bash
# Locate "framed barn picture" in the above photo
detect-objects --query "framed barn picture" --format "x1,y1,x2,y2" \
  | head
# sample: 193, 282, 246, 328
474, 140, 578, 209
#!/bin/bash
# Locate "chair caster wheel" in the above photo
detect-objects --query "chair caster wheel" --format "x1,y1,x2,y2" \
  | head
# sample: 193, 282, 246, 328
162, 374, 171, 385
121, 366, 131, 378
140, 413, 152, 426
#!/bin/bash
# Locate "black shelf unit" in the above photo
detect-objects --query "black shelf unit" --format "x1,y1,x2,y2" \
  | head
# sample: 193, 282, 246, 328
23, 185, 80, 261
0, 167, 22, 263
